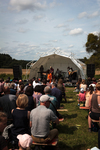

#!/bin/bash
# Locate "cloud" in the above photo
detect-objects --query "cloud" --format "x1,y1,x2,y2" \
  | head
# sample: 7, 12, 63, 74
33, 14, 45, 20
91, 31, 99, 36
17, 28, 29, 33
66, 18, 74, 22
49, 1, 61, 8
68, 45, 74, 48
88, 11, 99, 18
69, 28, 83, 35
17, 18, 28, 24
55, 24, 66, 28
78, 12, 87, 18
8, 0, 47, 12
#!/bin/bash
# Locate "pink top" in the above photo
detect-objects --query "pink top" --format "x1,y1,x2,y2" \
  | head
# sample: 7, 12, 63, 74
79, 93, 86, 102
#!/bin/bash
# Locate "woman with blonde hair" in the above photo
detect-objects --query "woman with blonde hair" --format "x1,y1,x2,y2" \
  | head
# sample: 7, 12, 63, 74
11, 94, 31, 148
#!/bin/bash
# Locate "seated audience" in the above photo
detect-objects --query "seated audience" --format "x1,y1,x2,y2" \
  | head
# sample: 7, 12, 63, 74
25, 86, 36, 111
30, 95, 59, 146
0, 87, 17, 124
80, 79, 87, 93
85, 85, 94, 107
57, 78, 67, 102
88, 82, 100, 132
9, 82, 17, 95
77, 88, 86, 106
11, 94, 31, 147
40, 79, 47, 94
51, 83, 62, 109
0, 111, 8, 150
73, 78, 82, 92
44, 86, 58, 116
33, 85, 42, 107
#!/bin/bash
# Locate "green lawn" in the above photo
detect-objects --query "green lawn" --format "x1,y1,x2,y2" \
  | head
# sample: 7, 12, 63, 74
57, 87, 98, 150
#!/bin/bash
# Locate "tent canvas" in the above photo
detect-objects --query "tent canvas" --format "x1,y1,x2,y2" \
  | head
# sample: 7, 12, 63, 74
29, 53, 86, 80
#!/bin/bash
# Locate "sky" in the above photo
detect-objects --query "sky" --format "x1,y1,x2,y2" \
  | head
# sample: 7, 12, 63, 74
0, 0, 100, 61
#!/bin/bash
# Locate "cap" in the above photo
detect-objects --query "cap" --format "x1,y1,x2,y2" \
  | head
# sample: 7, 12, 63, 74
17, 134, 33, 148
40, 95, 53, 102
80, 88, 84, 93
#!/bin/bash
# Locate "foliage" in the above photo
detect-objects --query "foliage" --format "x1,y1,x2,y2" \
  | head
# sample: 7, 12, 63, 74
85, 33, 100, 68
0, 53, 31, 69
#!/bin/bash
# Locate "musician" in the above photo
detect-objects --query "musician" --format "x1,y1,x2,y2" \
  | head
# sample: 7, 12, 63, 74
67, 67, 73, 82
40, 65, 44, 81
50, 66, 54, 76
47, 70, 52, 83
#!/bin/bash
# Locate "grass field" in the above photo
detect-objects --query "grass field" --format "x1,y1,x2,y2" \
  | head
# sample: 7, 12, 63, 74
55, 88, 98, 150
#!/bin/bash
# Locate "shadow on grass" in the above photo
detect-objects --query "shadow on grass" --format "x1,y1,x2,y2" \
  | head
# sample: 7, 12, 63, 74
57, 124, 77, 134
58, 141, 86, 150
62, 113, 77, 119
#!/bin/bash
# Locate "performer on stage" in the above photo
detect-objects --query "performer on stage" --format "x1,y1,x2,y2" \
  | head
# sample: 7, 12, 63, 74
50, 66, 54, 76
40, 65, 44, 81
47, 70, 52, 83
67, 67, 73, 82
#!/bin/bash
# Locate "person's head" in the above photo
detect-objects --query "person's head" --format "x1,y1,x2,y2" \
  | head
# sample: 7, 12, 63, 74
17, 134, 33, 149
80, 88, 84, 93
16, 94, 28, 108
82, 79, 86, 84
89, 85, 94, 94
28, 79, 33, 86
34, 85, 41, 92
58, 78, 63, 84
9, 83, 15, 89
25, 86, 33, 96
51, 83, 56, 89
19, 83, 25, 91
42, 79, 47, 85
44, 86, 51, 94
96, 82, 100, 91
3, 86, 10, 94
0, 111, 7, 132
40, 95, 53, 108
92, 77, 96, 82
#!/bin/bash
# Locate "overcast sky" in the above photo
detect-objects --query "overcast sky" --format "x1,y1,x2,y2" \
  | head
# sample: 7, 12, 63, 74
0, 0, 100, 60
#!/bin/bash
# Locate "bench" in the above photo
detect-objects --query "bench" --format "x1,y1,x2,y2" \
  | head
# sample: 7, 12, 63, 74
59, 118, 64, 122
32, 138, 58, 150
79, 106, 90, 110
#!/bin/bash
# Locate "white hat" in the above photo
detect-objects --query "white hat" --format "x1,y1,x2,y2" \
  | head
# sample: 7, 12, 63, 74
80, 88, 84, 93
40, 95, 53, 102
17, 134, 33, 148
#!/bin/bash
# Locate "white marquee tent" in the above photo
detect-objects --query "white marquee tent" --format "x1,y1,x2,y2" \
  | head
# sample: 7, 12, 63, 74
28, 53, 86, 80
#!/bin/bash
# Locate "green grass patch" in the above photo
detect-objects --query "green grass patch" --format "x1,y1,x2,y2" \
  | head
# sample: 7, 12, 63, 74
56, 88, 98, 150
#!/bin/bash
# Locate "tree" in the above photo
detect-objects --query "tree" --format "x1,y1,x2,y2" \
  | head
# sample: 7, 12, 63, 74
85, 33, 100, 54
85, 33, 100, 68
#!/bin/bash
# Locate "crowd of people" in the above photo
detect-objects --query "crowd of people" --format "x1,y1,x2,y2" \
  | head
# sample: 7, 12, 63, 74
1, 75, 100, 150
74, 77, 100, 150
0, 76, 67, 150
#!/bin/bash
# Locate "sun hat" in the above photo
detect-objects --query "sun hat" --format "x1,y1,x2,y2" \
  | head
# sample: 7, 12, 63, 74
17, 134, 33, 148
80, 88, 84, 93
40, 95, 53, 102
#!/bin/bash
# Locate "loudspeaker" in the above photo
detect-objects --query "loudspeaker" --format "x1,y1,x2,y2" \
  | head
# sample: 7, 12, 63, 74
87, 64, 95, 78
13, 65, 22, 80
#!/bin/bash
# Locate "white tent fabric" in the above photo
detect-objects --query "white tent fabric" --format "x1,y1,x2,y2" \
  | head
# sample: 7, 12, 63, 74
29, 53, 86, 79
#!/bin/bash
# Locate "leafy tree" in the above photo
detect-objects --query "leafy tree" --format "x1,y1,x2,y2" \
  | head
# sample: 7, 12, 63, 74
85, 33, 100, 68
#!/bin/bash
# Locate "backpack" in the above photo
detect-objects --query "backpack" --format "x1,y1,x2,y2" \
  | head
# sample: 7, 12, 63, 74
91, 122, 99, 132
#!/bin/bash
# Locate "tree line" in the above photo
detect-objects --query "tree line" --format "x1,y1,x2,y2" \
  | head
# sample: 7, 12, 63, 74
0, 53, 32, 69
1, 33, 100, 69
